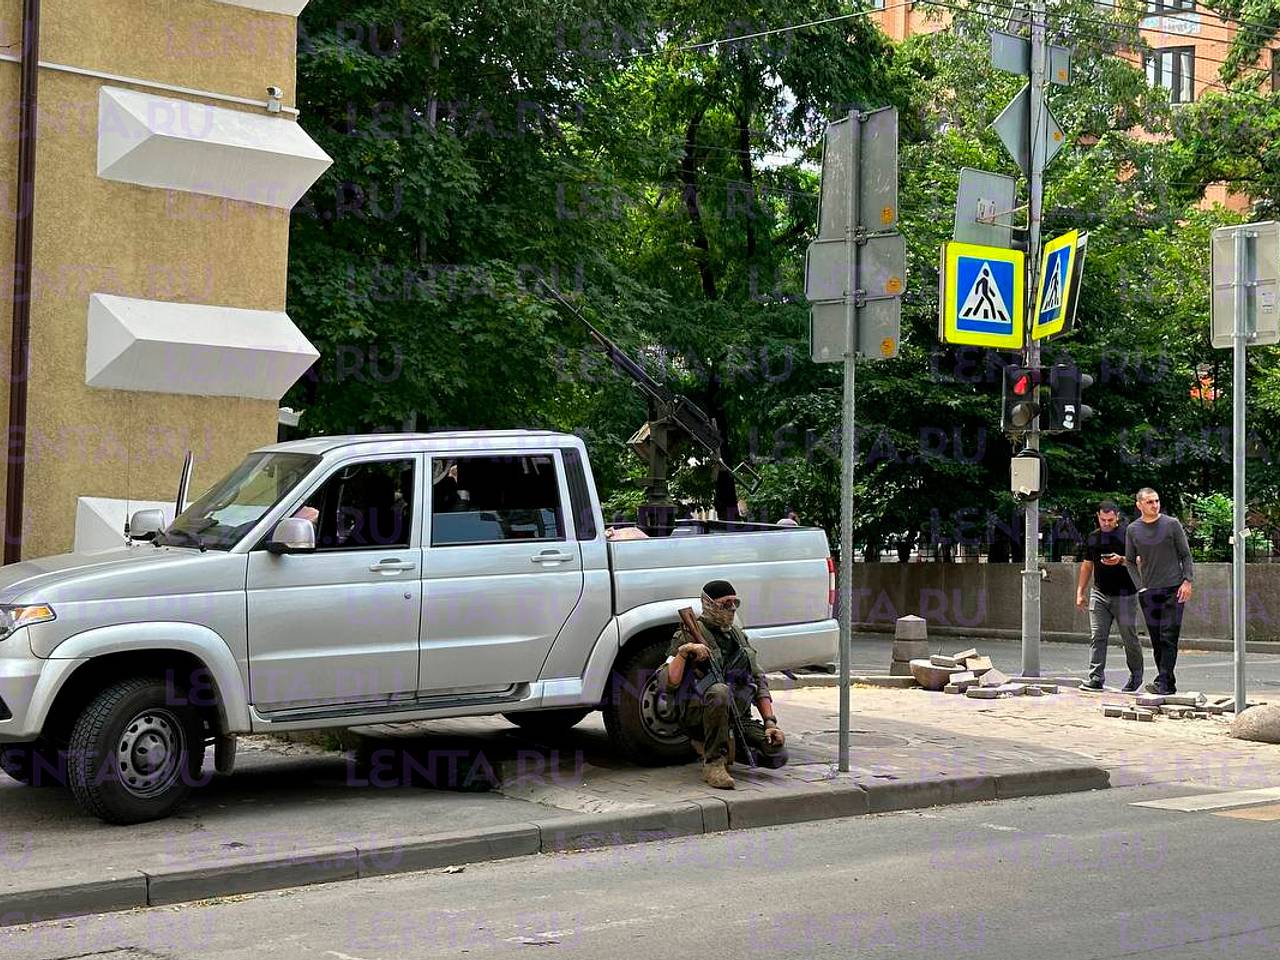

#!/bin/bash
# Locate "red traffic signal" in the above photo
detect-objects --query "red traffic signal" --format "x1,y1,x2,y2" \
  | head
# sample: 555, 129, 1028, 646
1001, 365, 1043, 433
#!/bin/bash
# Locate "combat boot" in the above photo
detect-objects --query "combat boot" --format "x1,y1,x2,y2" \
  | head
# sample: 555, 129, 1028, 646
702, 758, 735, 790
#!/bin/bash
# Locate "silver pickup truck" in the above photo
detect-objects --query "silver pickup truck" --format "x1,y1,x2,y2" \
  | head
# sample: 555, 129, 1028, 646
0, 430, 836, 823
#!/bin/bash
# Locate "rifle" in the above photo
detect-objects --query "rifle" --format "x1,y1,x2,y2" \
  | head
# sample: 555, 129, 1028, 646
677, 607, 758, 768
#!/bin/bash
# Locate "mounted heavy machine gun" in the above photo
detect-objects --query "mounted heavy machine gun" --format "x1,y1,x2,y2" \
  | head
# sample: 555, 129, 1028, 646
537, 281, 759, 535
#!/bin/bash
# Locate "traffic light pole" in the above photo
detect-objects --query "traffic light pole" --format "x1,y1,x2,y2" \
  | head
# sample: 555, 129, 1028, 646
1021, 0, 1048, 677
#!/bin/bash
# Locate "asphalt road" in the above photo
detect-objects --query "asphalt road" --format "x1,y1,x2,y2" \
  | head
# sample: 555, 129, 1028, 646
6, 782, 1280, 959
846, 633, 1280, 694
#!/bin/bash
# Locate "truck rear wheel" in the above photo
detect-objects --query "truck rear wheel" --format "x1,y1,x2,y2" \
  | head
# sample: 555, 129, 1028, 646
503, 708, 591, 736
0, 739, 67, 788
603, 637, 695, 766
67, 677, 207, 824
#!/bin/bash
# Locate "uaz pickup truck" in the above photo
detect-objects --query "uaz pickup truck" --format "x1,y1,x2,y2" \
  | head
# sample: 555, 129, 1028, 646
0, 431, 836, 822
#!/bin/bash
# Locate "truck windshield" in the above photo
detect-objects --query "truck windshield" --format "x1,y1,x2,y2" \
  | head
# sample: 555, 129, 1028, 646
159, 452, 319, 550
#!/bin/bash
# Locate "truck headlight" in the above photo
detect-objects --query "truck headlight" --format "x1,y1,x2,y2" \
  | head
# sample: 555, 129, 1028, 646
0, 604, 56, 641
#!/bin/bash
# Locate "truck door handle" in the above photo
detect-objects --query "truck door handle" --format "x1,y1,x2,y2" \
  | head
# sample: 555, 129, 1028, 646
531, 550, 574, 565
369, 558, 416, 573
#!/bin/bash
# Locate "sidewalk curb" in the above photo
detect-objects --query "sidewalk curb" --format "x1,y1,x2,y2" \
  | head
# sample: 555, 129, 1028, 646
852, 624, 1280, 655
0, 768, 1110, 928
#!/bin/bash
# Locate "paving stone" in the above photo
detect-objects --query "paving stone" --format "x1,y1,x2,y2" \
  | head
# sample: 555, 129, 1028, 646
949, 671, 976, 685
894, 615, 928, 641
965, 686, 1002, 699
930, 655, 960, 668
1025, 687, 1045, 697
1102, 705, 1124, 718
1136, 694, 1166, 708
1163, 693, 1207, 707
943, 684, 964, 694
999, 683, 1028, 696
963, 656, 993, 675
1136, 709, 1155, 722
1033, 683, 1059, 694
951, 648, 979, 662
979, 668, 1010, 688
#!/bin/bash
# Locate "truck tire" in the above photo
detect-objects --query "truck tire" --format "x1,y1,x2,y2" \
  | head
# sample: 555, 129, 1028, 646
502, 708, 591, 736
0, 739, 67, 788
603, 637, 696, 766
67, 677, 207, 824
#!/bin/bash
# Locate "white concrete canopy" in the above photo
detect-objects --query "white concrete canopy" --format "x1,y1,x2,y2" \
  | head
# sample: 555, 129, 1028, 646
75, 497, 174, 553
98, 86, 332, 209
212, 0, 311, 13
86, 293, 320, 400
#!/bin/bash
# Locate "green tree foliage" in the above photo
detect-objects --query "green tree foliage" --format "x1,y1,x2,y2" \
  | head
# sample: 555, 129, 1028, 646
286, 0, 1273, 555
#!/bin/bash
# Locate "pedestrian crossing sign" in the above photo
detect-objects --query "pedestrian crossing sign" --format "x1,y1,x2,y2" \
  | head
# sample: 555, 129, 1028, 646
939, 241, 1025, 348
1032, 230, 1084, 340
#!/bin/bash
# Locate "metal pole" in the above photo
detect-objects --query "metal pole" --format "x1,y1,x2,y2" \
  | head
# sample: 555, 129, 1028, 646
4, 0, 41, 565
1021, 0, 1047, 676
1232, 228, 1249, 713
838, 111, 862, 774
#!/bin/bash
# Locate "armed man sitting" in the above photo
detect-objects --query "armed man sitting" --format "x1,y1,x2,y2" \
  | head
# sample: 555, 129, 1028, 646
662, 580, 787, 789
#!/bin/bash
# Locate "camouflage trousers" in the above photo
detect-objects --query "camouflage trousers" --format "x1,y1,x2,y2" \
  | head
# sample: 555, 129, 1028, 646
681, 682, 788, 767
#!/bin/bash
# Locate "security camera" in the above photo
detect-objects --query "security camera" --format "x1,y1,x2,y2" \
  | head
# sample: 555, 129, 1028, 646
265, 86, 284, 114
266, 86, 283, 99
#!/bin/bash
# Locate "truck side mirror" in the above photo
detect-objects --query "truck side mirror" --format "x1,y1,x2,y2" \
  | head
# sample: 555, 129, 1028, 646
267, 517, 317, 555
127, 509, 167, 541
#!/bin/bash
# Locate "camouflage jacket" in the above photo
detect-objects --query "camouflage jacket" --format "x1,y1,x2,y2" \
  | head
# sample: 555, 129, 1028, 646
666, 616, 770, 705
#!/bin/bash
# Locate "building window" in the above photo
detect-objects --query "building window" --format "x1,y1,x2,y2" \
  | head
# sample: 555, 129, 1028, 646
1146, 0, 1195, 12
1146, 46, 1195, 103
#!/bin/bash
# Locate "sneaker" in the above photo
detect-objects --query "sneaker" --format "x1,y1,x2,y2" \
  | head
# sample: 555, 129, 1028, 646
1144, 681, 1173, 696
1079, 679, 1105, 691
1121, 677, 1143, 693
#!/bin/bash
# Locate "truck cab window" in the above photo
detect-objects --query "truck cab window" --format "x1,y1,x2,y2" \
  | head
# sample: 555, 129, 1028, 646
297, 458, 415, 549
431, 455, 564, 545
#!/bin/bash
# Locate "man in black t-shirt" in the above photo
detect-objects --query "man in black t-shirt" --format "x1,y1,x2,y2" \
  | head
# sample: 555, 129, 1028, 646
1076, 501, 1144, 691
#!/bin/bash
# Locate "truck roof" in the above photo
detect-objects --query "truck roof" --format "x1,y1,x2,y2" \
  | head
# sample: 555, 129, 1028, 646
258, 429, 578, 457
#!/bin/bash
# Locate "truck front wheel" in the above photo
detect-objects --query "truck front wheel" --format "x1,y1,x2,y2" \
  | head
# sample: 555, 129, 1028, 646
603, 637, 696, 766
67, 677, 207, 824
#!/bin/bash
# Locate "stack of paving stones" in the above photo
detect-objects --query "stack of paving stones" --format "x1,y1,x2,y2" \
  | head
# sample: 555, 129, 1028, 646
890, 616, 930, 677
1101, 693, 1244, 722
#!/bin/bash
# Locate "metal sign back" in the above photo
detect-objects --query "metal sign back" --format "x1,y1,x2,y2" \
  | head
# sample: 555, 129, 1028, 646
954, 167, 1017, 248
1212, 222, 1279, 348
810, 299, 901, 362
991, 83, 1064, 178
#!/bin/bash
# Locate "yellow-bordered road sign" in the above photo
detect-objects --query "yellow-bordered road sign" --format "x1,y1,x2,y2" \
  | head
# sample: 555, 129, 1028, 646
1032, 229, 1084, 340
939, 241, 1025, 348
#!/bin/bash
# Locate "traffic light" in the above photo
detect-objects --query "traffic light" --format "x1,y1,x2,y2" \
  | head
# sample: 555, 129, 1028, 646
1001, 364, 1043, 433
1044, 362, 1095, 432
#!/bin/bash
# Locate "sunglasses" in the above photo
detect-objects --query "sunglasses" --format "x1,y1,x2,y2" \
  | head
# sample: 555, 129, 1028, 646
714, 597, 741, 610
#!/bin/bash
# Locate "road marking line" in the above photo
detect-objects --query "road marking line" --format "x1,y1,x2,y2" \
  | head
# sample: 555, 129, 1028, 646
1133, 786, 1280, 812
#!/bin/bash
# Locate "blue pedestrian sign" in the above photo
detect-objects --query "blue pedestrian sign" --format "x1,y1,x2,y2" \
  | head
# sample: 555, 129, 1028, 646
1032, 230, 1085, 340
939, 241, 1025, 348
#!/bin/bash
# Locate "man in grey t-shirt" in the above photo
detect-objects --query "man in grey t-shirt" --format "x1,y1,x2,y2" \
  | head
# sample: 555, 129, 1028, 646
1125, 487, 1194, 694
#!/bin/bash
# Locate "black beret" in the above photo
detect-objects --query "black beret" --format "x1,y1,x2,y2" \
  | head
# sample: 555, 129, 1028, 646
703, 579, 736, 600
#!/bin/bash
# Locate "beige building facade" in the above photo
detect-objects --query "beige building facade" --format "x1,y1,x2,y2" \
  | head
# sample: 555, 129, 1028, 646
0, 0, 328, 558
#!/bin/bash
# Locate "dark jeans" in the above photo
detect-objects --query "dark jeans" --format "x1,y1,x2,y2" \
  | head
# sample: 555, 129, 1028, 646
1088, 588, 1143, 685
1140, 586, 1186, 693
682, 683, 788, 767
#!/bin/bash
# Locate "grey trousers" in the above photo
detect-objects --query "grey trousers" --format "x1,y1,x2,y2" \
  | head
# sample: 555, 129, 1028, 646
1089, 587, 1144, 684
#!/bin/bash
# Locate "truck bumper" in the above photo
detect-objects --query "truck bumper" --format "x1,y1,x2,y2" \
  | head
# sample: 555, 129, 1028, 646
0, 634, 47, 741
750, 618, 839, 673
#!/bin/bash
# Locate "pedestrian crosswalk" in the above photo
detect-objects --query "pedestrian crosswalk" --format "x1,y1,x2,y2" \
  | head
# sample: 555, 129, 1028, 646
1133, 787, 1280, 820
